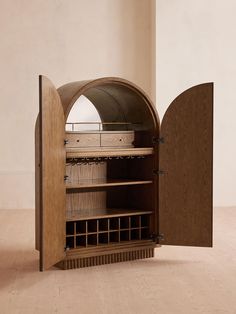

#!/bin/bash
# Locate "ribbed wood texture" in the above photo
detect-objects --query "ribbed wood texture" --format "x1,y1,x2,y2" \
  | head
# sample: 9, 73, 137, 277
57, 247, 154, 270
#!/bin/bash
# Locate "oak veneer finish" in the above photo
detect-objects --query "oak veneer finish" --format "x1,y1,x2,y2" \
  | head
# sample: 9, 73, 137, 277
159, 83, 213, 247
66, 208, 153, 221
66, 179, 153, 189
35, 75, 213, 271
66, 130, 135, 148
35, 116, 40, 251
39, 76, 66, 270
66, 147, 154, 158
57, 244, 155, 269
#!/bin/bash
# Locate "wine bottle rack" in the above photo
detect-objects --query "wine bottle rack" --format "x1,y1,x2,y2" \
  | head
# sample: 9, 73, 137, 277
66, 213, 151, 250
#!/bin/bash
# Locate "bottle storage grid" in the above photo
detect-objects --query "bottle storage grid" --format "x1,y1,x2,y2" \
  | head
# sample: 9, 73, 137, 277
66, 213, 151, 249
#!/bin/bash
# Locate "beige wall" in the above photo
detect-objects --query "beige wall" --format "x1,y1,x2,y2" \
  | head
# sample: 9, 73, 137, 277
156, 0, 236, 206
0, 0, 155, 209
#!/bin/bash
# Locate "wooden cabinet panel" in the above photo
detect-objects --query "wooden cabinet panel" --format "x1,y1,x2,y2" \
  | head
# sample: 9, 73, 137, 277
101, 131, 134, 147
66, 132, 100, 148
159, 83, 213, 247
39, 75, 66, 270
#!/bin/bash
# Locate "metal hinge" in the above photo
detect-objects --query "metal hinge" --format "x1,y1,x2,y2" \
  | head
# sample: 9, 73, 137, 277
152, 137, 164, 144
150, 233, 164, 243
153, 169, 165, 176
64, 246, 70, 252
64, 139, 69, 145
64, 175, 69, 181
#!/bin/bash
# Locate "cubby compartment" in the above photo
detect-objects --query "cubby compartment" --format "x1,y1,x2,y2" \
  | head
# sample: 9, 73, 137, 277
66, 236, 74, 249
141, 228, 150, 240
66, 222, 75, 235
120, 230, 130, 242
99, 219, 108, 231
76, 235, 87, 248
87, 234, 98, 246
131, 229, 140, 241
141, 215, 149, 228
120, 216, 130, 230
109, 231, 119, 243
99, 233, 109, 244
131, 216, 140, 228
109, 217, 119, 231
76, 221, 87, 234
87, 220, 98, 233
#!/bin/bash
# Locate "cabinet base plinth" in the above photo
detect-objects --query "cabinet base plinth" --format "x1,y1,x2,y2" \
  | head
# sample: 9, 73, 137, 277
56, 246, 155, 270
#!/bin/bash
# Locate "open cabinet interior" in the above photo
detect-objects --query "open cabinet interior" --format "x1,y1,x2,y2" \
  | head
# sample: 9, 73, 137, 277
64, 90, 157, 252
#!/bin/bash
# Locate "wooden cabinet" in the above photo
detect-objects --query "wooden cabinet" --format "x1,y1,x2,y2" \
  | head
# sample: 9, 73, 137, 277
35, 76, 213, 271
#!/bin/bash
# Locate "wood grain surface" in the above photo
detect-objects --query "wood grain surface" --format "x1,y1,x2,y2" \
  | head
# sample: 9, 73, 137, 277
35, 115, 40, 251
39, 75, 66, 270
159, 83, 213, 247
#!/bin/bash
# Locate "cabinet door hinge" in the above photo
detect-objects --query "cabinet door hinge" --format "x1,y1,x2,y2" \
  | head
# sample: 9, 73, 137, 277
152, 137, 164, 144
153, 169, 165, 176
64, 175, 69, 181
150, 233, 164, 243
64, 139, 69, 145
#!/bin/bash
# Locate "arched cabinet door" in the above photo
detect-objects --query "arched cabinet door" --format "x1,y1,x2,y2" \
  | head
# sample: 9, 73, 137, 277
159, 83, 213, 247
39, 75, 66, 270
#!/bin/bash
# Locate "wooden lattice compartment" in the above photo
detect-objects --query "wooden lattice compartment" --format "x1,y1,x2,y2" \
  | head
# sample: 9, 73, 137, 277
66, 222, 75, 236
120, 217, 130, 230
141, 215, 149, 228
131, 215, 140, 228
87, 220, 98, 233
131, 229, 140, 241
120, 230, 130, 241
109, 217, 119, 231
66, 236, 75, 249
76, 221, 87, 234
109, 231, 119, 243
141, 228, 149, 240
87, 234, 98, 246
99, 233, 109, 244
76, 235, 87, 248
99, 219, 109, 231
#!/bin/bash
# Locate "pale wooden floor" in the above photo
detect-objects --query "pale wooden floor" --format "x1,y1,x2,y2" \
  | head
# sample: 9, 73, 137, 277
0, 207, 235, 314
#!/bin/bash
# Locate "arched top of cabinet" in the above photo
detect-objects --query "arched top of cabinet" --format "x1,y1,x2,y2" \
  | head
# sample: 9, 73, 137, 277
57, 77, 160, 131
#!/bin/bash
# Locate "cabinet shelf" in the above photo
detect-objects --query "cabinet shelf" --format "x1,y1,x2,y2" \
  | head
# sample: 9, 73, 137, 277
66, 178, 153, 190
66, 147, 154, 159
66, 208, 153, 221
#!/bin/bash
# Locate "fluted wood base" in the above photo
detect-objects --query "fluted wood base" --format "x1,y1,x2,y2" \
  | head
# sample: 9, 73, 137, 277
56, 246, 155, 270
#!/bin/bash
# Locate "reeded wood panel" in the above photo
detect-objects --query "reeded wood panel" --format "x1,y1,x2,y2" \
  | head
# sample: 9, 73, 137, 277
40, 76, 66, 270
159, 83, 213, 247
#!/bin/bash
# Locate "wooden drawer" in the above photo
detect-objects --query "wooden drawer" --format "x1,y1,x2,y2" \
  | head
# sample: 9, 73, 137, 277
66, 132, 100, 148
101, 132, 134, 148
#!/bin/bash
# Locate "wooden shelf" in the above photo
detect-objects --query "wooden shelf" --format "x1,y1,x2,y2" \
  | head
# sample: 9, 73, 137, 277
66, 147, 154, 158
66, 178, 153, 189
66, 208, 153, 221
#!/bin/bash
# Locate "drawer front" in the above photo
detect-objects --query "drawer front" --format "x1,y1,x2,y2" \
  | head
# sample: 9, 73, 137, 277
66, 133, 100, 148
101, 132, 134, 148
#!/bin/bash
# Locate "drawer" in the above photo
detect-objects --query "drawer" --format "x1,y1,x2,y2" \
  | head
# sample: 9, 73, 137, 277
66, 132, 100, 148
101, 132, 134, 148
